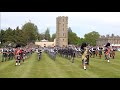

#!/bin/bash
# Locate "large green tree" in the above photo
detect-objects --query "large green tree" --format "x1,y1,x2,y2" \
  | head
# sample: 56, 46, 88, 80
84, 31, 100, 46
15, 27, 26, 46
2, 27, 14, 43
22, 21, 39, 43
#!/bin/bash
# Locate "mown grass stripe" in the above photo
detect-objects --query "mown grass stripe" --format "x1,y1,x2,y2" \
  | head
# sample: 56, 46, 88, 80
0, 51, 120, 78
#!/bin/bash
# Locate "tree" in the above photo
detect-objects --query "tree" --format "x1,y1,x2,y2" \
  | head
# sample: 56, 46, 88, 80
15, 27, 27, 46
68, 28, 80, 45
44, 28, 51, 41
35, 33, 40, 41
84, 31, 100, 46
22, 21, 39, 43
2, 27, 14, 43
68, 27, 72, 32
78, 38, 85, 46
0, 29, 5, 44
51, 33, 56, 41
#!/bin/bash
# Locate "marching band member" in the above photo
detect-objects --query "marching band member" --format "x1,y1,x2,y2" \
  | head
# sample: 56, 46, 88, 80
81, 42, 89, 70
104, 43, 111, 63
14, 44, 21, 66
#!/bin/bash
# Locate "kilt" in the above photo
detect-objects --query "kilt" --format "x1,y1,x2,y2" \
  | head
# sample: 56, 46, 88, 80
99, 51, 102, 55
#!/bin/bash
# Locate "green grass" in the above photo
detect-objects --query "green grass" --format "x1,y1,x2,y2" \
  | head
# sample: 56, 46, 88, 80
0, 52, 120, 78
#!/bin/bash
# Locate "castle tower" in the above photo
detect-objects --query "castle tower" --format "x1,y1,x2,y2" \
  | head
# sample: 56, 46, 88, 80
56, 16, 68, 47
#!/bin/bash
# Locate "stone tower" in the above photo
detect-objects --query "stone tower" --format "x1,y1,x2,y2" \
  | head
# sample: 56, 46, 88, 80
56, 16, 68, 47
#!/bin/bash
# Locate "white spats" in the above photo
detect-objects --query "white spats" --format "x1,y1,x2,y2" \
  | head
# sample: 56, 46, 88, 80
15, 63, 20, 66
84, 66, 86, 70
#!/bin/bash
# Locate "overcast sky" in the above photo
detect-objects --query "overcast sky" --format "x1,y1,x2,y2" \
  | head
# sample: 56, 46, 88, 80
0, 12, 120, 38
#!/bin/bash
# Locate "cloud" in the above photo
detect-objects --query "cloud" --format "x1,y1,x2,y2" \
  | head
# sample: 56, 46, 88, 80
1, 12, 120, 38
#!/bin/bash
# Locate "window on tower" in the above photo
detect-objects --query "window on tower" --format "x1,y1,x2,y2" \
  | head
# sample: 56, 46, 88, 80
63, 33, 64, 36
63, 19, 64, 22
63, 28, 64, 31
63, 39, 64, 41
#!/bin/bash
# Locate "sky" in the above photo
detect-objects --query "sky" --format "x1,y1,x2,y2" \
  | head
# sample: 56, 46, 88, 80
0, 12, 120, 38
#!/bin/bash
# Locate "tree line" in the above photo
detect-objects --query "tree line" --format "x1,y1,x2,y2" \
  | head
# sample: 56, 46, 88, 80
0, 21, 100, 47
68, 27, 100, 46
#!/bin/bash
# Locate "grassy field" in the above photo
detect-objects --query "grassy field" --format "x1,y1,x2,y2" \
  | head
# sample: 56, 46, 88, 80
0, 52, 120, 78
